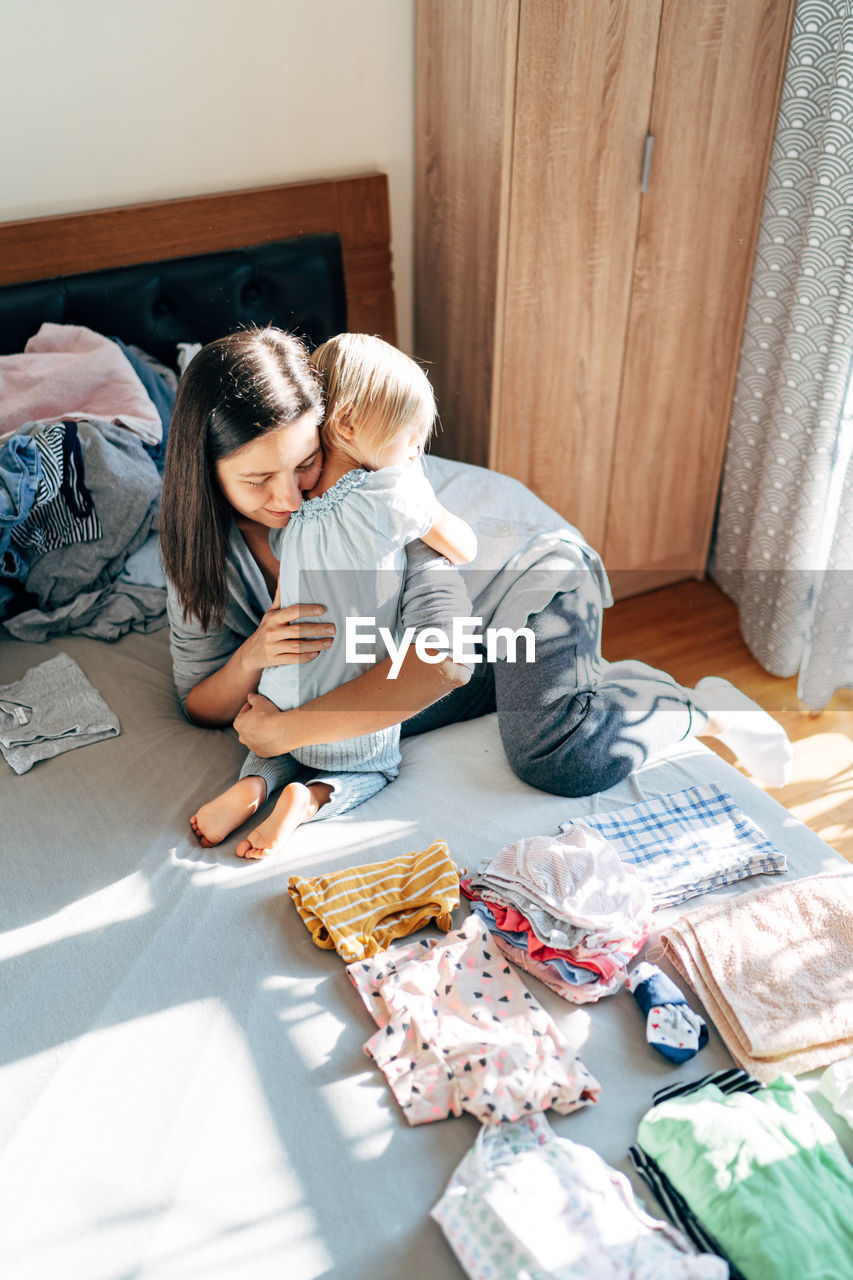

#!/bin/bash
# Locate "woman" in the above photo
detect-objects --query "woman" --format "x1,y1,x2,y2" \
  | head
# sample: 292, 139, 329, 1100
160, 328, 793, 818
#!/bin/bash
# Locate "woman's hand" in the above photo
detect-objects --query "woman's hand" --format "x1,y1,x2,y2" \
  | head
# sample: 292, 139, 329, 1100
239, 601, 335, 675
234, 692, 291, 757
181, 602, 334, 729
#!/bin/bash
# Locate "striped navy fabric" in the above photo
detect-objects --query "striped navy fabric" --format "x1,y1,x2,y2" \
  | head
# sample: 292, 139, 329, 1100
651, 1066, 763, 1106
628, 1144, 742, 1276
34, 421, 64, 500
629, 1068, 763, 1280
11, 422, 101, 556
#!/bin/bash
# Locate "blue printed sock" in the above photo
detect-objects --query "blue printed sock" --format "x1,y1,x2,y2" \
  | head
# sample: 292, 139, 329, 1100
627, 961, 708, 1063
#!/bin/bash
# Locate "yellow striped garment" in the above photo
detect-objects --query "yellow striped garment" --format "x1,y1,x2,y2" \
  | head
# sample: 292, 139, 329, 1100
287, 839, 464, 962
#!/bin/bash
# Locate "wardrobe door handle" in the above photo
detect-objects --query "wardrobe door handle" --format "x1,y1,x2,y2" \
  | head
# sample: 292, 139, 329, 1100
641, 133, 655, 194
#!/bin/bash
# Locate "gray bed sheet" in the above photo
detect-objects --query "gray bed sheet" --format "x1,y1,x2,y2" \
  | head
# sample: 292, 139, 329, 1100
0, 626, 850, 1280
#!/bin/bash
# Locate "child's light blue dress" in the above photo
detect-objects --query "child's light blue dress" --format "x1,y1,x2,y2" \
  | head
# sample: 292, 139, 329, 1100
239, 461, 437, 818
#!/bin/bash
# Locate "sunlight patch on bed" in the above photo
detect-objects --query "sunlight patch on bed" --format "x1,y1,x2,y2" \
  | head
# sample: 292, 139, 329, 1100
321, 1074, 396, 1160
260, 973, 395, 1158
7, 1191, 330, 1280
0, 870, 154, 961
176, 817, 453, 887
278, 994, 349, 1060
558, 1007, 592, 1056
287, 816, 422, 871
0, 998, 334, 1278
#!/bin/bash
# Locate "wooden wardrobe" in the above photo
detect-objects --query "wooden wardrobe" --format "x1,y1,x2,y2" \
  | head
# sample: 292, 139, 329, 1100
415, 0, 796, 597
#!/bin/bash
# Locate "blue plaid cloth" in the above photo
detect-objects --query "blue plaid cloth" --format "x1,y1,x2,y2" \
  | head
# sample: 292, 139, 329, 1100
561, 783, 787, 909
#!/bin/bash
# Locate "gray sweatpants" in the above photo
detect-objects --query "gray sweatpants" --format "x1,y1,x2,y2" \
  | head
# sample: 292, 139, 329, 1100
402, 567, 708, 798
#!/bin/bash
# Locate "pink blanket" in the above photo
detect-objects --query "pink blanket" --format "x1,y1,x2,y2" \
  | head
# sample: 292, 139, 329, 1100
0, 323, 162, 444
661, 869, 853, 1080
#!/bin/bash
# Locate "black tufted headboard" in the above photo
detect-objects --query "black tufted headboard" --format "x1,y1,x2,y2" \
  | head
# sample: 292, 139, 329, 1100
0, 235, 347, 364
0, 174, 396, 360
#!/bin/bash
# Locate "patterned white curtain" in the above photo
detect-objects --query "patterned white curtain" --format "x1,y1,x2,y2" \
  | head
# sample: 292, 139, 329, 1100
712, 0, 853, 712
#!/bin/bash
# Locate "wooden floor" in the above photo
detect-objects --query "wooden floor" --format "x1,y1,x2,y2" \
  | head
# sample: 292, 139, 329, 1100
603, 578, 853, 862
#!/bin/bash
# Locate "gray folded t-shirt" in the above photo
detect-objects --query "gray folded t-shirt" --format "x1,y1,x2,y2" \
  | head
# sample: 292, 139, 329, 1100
0, 652, 120, 774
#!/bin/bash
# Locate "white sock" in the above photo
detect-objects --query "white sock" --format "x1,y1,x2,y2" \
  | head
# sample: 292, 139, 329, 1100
694, 676, 793, 788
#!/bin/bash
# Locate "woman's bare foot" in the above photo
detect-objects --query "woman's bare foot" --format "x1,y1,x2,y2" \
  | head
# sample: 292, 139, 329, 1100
236, 781, 333, 859
191, 775, 267, 847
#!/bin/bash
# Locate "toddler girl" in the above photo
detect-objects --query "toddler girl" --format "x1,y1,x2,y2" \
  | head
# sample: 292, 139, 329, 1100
191, 333, 476, 858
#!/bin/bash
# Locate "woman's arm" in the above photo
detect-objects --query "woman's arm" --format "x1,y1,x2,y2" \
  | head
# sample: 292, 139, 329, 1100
183, 641, 268, 726
171, 590, 336, 727
233, 646, 470, 755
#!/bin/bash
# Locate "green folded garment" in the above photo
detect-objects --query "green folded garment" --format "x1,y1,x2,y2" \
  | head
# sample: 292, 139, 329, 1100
637, 1075, 853, 1280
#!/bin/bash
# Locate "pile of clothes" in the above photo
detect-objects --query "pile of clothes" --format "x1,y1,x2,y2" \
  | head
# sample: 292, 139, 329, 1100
0, 323, 176, 638
1, 422, 102, 581
461, 824, 654, 1003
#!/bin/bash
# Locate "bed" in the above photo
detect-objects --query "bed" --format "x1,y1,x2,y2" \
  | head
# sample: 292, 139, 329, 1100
1, 176, 851, 1280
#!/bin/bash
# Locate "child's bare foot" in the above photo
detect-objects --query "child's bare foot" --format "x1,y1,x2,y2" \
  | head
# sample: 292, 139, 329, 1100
236, 781, 332, 859
191, 776, 267, 847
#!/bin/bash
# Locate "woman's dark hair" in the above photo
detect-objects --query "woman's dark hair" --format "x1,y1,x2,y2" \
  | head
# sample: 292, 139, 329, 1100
160, 327, 323, 631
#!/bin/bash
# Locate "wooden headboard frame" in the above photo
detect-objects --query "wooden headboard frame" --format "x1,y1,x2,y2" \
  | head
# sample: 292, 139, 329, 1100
0, 173, 396, 344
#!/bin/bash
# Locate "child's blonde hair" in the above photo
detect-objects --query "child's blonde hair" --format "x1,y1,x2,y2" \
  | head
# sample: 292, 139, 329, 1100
310, 333, 435, 462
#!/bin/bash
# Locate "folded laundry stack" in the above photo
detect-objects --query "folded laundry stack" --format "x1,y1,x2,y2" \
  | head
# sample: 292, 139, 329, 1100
630, 1069, 853, 1280
561, 783, 787, 909
462, 823, 653, 1003
659, 869, 853, 1080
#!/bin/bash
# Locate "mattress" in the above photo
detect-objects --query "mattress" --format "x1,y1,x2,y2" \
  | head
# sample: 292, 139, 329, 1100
1, 622, 850, 1280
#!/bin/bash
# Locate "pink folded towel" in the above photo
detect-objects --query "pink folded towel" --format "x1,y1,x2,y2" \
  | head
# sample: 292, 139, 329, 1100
0, 323, 162, 444
661, 870, 853, 1080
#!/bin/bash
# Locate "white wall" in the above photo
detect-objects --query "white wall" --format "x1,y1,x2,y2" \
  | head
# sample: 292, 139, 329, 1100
0, 0, 416, 349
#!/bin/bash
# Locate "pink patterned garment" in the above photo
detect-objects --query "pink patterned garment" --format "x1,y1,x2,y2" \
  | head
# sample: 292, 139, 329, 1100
347, 914, 600, 1125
